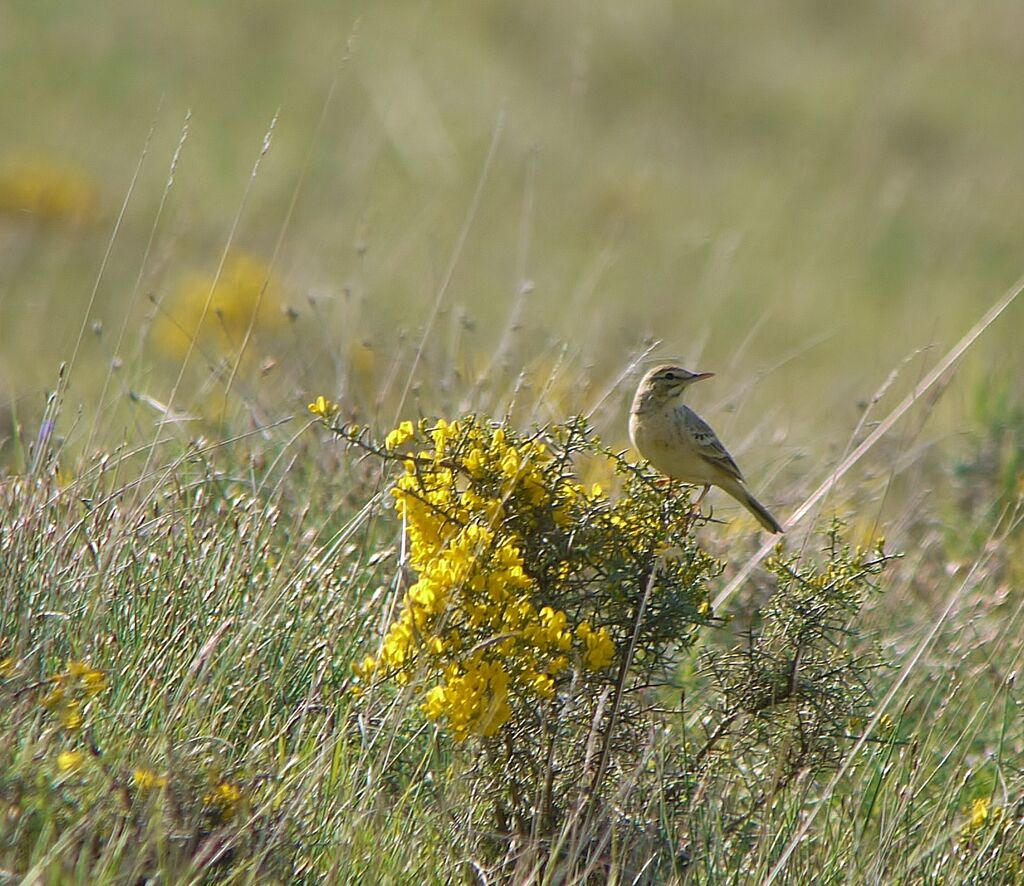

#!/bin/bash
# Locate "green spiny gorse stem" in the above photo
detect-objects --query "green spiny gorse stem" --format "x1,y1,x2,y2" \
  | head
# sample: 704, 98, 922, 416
695, 521, 893, 848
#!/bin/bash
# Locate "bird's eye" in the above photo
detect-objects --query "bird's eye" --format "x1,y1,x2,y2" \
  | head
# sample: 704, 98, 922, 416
662, 371, 677, 381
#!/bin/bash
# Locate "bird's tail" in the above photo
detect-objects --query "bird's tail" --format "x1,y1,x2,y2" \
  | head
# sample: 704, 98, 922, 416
720, 478, 784, 533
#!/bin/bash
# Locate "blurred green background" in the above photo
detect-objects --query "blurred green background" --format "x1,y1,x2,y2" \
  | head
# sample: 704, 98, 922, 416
3, 1, 1024, 493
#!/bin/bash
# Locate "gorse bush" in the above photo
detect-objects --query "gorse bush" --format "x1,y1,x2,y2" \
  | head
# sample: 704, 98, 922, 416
311, 403, 893, 879
691, 525, 892, 863
352, 415, 710, 737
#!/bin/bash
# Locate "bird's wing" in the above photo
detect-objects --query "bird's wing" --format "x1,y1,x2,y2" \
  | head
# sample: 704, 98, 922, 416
677, 406, 745, 482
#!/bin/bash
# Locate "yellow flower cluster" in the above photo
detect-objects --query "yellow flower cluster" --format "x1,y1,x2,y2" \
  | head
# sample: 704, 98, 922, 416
57, 749, 87, 774
307, 395, 339, 420
385, 420, 415, 451
960, 795, 1004, 845
41, 660, 108, 732
423, 657, 511, 739
357, 418, 616, 742
0, 155, 99, 225
133, 768, 168, 792
577, 621, 617, 670
203, 781, 244, 822
152, 252, 285, 359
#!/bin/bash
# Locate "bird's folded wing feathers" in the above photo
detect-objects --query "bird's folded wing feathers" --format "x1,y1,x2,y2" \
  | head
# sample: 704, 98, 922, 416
677, 406, 744, 481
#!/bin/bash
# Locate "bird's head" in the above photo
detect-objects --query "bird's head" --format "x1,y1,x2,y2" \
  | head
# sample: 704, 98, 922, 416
632, 364, 714, 411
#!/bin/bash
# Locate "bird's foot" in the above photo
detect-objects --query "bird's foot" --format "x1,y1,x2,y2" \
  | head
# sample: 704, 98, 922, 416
684, 485, 710, 521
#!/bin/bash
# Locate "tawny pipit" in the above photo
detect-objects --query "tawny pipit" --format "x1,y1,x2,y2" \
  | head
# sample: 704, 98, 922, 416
629, 365, 784, 533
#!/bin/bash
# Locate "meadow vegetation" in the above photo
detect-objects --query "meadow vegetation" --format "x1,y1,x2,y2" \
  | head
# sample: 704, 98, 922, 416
3, 2, 1024, 882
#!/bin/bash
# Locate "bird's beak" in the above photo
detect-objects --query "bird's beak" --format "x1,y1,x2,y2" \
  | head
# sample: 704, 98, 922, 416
691, 371, 715, 382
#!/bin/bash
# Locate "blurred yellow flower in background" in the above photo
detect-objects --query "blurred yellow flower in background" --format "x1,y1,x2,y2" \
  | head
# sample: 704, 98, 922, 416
152, 252, 285, 359
132, 769, 168, 792
40, 660, 108, 733
960, 795, 1004, 846
0, 155, 99, 225
56, 750, 86, 774
203, 781, 244, 822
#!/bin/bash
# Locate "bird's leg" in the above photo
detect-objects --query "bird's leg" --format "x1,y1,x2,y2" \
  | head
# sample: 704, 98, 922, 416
684, 485, 710, 522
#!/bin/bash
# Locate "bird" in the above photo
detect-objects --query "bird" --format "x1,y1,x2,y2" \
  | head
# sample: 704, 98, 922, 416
629, 364, 784, 533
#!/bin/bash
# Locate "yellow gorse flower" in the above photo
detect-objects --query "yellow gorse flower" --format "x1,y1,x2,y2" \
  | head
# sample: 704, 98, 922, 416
970, 797, 992, 830
577, 622, 616, 671
204, 782, 244, 822
385, 420, 416, 451
57, 750, 86, 774
423, 657, 512, 740
41, 659, 108, 732
307, 395, 339, 420
58, 701, 83, 731
354, 417, 618, 741
132, 769, 168, 792
66, 660, 109, 696
958, 794, 1005, 849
